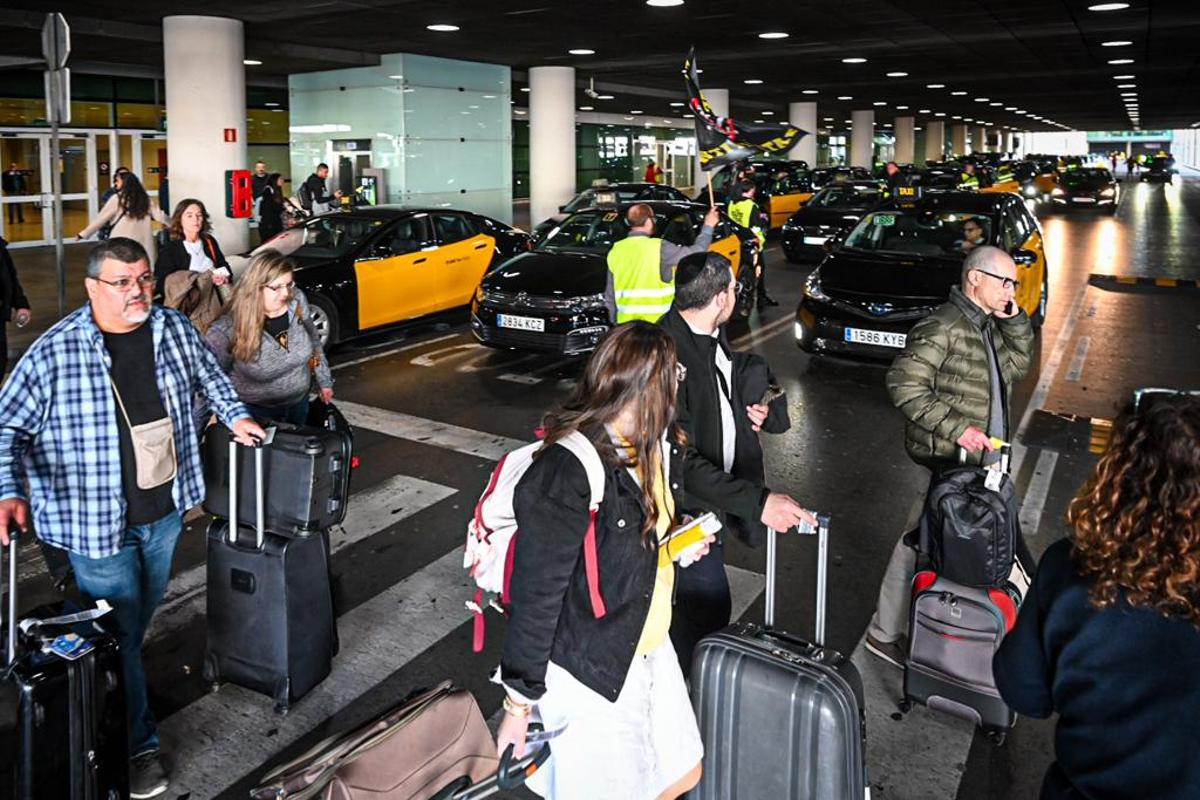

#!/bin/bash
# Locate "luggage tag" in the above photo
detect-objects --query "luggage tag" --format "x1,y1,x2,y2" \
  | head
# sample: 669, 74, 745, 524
984, 470, 1004, 492
44, 633, 95, 661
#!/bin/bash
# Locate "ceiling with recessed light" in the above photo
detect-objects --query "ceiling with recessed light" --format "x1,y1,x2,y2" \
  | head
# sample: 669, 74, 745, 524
0, 0, 1196, 130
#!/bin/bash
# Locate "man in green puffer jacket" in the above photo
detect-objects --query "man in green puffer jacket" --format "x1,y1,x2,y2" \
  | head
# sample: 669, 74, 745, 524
864, 245, 1035, 669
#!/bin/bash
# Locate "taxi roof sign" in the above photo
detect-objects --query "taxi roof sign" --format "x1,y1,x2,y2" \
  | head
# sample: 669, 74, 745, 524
893, 184, 922, 207
593, 191, 618, 206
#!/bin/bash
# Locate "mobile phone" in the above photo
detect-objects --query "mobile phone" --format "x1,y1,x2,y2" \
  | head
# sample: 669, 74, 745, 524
759, 384, 786, 406
1004, 300, 1014, 316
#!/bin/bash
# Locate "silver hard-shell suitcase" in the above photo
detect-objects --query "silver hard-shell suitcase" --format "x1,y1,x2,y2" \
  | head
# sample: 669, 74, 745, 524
689, 517, 869, 800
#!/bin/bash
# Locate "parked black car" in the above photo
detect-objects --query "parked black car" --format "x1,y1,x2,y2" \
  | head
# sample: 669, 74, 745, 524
472, 201, 759, 355
530, 183, 690, 241
780, 181, 885, 263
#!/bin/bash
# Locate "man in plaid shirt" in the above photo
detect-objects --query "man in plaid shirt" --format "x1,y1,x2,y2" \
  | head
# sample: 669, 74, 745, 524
0, 238, 264, 799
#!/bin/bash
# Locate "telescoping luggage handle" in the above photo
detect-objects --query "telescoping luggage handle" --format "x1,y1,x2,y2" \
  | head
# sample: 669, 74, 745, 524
228, 427, 275, 549
5, 529, 17, 666
764, 513, 831, 647
958, 442, 1012, 474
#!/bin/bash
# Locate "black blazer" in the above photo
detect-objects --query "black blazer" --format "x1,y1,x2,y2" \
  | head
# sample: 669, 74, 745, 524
0, 237, 30, 321
501, 435, 685, 703
659, 307, 788, 546
154, 234, 229, 286
258, 187, 286, 242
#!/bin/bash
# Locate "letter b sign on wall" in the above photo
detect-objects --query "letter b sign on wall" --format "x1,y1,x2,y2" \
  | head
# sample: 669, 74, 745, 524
225, 169, 252, 218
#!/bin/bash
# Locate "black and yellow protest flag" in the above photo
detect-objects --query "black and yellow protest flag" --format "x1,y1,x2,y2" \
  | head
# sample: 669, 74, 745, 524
684, 48, 807, 171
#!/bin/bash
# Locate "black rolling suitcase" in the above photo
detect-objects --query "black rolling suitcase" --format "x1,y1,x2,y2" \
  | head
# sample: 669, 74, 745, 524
202, 420, 352, 537
690, 517, 869, 800
204, 438, 337, 713
0, 535, 129, 799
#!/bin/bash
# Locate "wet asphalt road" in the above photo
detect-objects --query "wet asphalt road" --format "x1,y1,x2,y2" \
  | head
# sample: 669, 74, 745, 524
5, 170, 1200, 798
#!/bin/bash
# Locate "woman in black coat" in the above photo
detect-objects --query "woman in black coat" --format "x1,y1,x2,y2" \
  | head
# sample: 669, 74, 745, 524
154, 198, 230, 287
257, 173, 287, 244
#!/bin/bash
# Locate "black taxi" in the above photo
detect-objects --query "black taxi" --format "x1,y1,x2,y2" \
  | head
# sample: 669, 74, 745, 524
795, 190, 1048, 359
703, 159, 815, 230
251, 207, 531, 347
780, 180, 886, 262
531, 182, 691, 241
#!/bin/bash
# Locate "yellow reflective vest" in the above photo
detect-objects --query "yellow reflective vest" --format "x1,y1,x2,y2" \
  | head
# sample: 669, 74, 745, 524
959, 172, 980, 190
608, 235, 674, 324
728, 198, 765, 246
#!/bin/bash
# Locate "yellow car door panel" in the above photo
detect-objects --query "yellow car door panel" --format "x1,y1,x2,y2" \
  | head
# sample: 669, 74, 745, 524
1019, 229, 1047, 316
709, 232, 743, 278
432, 214, 497, 308
354, 215, 438, 329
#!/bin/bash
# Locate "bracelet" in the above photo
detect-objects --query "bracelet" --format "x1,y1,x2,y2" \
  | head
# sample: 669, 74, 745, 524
503, 695, 531, 718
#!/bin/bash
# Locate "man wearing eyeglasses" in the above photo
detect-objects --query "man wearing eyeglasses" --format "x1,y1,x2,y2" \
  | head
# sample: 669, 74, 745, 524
863, 245, 1034, 669
958, 218, 986, 253
0, 237, 264, 798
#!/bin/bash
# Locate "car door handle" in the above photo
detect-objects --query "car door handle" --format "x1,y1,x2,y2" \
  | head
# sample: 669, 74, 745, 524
413, 257, 427, 264
473, 242, 488, 250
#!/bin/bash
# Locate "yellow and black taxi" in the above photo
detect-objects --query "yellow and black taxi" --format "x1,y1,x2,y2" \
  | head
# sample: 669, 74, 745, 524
530, 182, 691, 240
795, 189, 1048, 359
1049, 167, 1119, 213
255, 207, 531, 346
704, 159, 815, 230
810, 166, 874, 189
471, 201, 758, 355
780, 180, 886, 262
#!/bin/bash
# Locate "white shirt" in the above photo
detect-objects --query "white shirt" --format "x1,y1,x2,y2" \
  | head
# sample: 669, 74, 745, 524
183, 238, 229, 277
684, 318, 736, 473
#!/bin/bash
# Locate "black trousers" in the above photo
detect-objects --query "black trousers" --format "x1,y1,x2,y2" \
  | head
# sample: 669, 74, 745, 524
5, 204, 23, 224
756, 250, 770, 301
0, 327, 8, 381
669, 540, 732, 678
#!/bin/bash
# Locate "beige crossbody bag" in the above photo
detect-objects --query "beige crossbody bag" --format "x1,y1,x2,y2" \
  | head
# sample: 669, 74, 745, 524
107, 375, 177, 489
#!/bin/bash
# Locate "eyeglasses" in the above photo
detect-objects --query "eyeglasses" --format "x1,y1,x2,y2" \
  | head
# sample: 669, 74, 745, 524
90, 273, 155, 291
973, 268, 1020, 290
263, 281, 295, 294
1132, 387, 1200, 412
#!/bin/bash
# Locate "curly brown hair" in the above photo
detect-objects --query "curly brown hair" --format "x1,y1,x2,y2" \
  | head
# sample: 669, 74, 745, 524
1068, 393, 1200, 625
169, 198, 212, 241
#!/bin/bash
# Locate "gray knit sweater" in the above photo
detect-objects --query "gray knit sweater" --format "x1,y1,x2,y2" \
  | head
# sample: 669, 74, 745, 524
204, 288, 333, 407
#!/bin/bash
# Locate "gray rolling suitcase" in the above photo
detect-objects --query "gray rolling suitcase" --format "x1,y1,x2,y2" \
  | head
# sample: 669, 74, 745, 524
690, 517, 869, 800
204, 438, 336, 713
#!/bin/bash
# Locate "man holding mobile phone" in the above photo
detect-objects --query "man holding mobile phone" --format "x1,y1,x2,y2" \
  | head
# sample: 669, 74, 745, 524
864, 245, 1034, 669
658, 251, 816, 675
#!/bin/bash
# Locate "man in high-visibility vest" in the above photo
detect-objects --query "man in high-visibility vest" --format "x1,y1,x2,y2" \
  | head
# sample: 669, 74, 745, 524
727, 181, 777, 308
959, 162, 980, 190
605, 202, 719, 324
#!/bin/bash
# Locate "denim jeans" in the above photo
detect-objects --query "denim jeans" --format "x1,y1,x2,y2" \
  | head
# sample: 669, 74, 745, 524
68, 510, 182, 757
245, 397, 309, 426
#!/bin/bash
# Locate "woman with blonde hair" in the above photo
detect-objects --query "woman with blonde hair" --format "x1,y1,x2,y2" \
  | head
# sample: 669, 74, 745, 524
497, 321, 712, 800
204, 250, 332, 424
994, 390, 1200, 799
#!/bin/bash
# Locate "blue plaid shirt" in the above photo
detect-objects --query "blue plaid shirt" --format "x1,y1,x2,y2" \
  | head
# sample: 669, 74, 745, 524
0, 304, 249, 558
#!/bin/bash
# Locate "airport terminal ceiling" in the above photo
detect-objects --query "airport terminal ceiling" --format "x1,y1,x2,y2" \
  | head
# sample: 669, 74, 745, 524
0, 0, 1198, 131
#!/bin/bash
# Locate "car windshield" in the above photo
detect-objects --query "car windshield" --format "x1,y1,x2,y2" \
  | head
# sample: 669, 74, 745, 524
1064, 168, 1112, 186
810, 185, 880, 208
843, 210, 994, 258
267, 216, 387, 260
538, 208, 701, 253
562, 188, 645, 213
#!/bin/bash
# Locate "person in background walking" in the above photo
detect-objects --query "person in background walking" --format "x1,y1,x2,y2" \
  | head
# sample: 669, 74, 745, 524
0, 237, 263, 798
727, 181, 777, 308
80, 173, 170, 262
252, 160, 270, 202
2, 163, 27, 224
497, 321, 711, 800
204, 250, 333, 425
995, 391, 1200, 800
257, 173, 288, 243
0, 235, 31, 379
301, 163, 342, 215
154, 199, 231, 287
644, 159, 664, 184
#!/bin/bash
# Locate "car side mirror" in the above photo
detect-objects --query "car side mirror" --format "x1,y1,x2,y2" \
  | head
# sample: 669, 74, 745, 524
1011, 249, 1036, 265
558, 205, 568, 213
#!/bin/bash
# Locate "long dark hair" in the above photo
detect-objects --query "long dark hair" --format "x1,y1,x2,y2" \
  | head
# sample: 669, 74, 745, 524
539, 322, 683, 547
117, 173, 151, 220
1068, 394, 1200, 625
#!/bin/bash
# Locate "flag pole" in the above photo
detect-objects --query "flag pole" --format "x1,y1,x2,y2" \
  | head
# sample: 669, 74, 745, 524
706, 171, 715, 207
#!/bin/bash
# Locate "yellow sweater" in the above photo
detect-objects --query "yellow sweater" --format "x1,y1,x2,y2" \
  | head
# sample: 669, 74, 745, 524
635, 451, 675, 657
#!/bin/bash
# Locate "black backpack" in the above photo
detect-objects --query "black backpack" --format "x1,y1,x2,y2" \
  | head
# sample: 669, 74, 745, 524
297, 178, 315, 212
919, 457, 1019, 588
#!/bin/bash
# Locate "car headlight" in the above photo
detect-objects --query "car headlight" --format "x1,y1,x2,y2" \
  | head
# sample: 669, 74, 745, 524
803, 273, 829, 302
1051, 187, 1065, 196
1100, 188, 1115, 197
474, 285, 490, 304
574, 293, 608, 310
1022, 184, 1038, 197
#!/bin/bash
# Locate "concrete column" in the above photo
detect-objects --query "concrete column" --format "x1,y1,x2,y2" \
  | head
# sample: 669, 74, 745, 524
1002, 131, 1014, 154
529, 66, 576, 227
788, 102, 817, 166
894, 116, 915, 164
951, 124, 967, 157
695, 88, 729, 189
849, 110, 874, 168
925, 121, 945, 161
973, 125, 989, 153
163, 16, 248, 253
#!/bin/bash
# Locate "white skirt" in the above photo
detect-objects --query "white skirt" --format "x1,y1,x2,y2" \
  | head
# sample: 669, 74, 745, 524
526, 639, 704, 800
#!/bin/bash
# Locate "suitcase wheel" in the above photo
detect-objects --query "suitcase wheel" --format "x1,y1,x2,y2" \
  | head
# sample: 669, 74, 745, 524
273, 677, 292, 716
202, 653, 221, 691
985, 729, 1006, 746
897, 698, 913, 714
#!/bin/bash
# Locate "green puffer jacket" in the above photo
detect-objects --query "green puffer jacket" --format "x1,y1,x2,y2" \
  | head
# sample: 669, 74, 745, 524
886, 286, 1034, 468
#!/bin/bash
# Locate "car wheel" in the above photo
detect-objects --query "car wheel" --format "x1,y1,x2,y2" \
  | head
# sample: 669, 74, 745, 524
307, 295, 340, 349
1031, 276, 1048, 329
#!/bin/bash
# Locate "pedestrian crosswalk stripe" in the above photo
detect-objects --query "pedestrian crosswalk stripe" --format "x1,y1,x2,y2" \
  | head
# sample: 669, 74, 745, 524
338, 400, 527, 461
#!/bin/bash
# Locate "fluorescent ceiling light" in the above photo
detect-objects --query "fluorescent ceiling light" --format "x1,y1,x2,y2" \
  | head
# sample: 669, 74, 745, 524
989, 102, 1003, 106
762, 111, 774, 115
630, 110, 643, 114
426, 24, 460, 32
1107, 59, 1134, 65
1088, 2, 1129, 10
1113, 74, 1135, 79
926, 83, 946, 89
243, 59, 262, 66
744, 79, 764, 84
1101, 40, 1132, 46
975, 97, 990, 102
758, 32, 788, 39
669, 102, 685, 107
1004, 106, 1017, 110
802, 89, 818, 95
823, 117, 834, 121
896, 105, 909, 110
1117, 83, 1136, 88
873, 101, 887, 106
579, 106, 593, 111
887, 71, 908, 77
951, 90, 968, 96
515, 110, 526, 115
837, 95, 853, 100
646, 0, 684, 6
918, 109, 931, 114
934, 112, 946, 117
842, 57, 867, 64
520, 87, 530, 92
952, 115, 962, 119
264, 102, 280, 107
568, 49, 595, 55
597, 94, 614, 100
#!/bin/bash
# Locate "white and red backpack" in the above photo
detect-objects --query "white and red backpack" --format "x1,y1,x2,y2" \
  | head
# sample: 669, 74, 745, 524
463, 431, 608, 652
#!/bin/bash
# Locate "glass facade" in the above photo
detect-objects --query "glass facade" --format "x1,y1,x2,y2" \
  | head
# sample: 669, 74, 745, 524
288, 53, 512, 222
